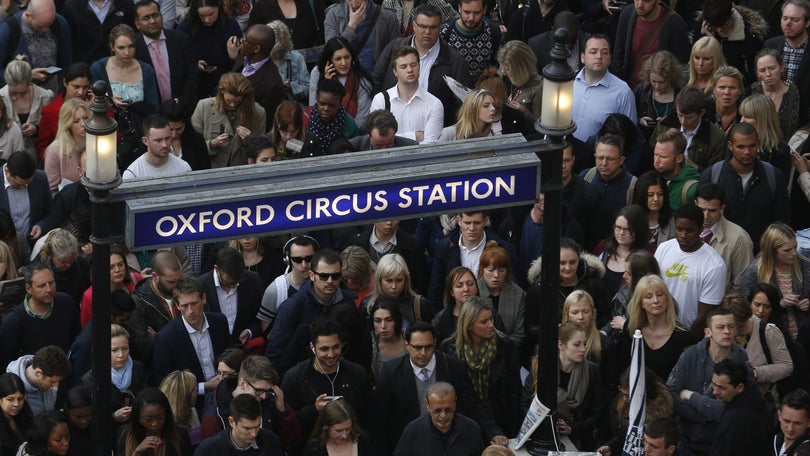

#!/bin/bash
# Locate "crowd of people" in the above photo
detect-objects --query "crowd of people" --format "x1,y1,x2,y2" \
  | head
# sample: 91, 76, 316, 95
4, 0, 810, 453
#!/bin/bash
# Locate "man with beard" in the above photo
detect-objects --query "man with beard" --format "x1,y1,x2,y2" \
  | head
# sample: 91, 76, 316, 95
611, 0, 689, 86
280, 318, 371, 446
765, 0, 810, 125
439, 0, 502, 80
265, 249, 356, 367
129, 251, 184, 366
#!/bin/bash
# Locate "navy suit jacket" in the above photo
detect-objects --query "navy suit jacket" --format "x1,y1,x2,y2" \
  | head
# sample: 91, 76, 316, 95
135, 29, 199, 108
196, 270, 263, 344
151, 311, 231, 386
0, 169, 52, 234
373, 352, 502, 455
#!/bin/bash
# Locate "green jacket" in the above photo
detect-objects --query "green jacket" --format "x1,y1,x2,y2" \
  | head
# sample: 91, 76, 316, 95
666, 162, 701, 209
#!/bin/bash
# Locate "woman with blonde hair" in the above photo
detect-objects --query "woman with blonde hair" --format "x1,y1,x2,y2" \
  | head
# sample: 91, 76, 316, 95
192, 72, 267, 167
688, 36, 727, 92
740, 223, 810, 341
441, 296, 521, 436
496, 40, 543, 124
740, 93, 791, 176
159, 370, 201, 445
363, 253, 431, 331
267, 20, 309, 102
708, 65, 745, 133
562, 290, 603, 363
621, 274, 691, 381
438, 89, 498, 141
0, 241, 18, 282
476, 67, 534, 135
36, 228, 90, 305
1, 57, 54, 160
43, 98, 88, 195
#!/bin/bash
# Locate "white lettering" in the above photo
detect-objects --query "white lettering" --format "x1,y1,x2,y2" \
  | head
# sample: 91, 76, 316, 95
213, 209, 234, 230
287, 200, 305, 221
156, 216, 178, 237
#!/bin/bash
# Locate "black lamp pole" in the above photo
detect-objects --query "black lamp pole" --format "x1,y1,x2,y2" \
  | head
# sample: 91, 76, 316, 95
527, 28, 578, 455
82, 80, 122, 456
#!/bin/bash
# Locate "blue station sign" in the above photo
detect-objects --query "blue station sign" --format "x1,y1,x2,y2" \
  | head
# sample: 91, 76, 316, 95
115, 136, 543, 249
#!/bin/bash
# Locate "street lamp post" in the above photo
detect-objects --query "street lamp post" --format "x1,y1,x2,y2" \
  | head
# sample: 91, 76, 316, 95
82, 80, 122, 456
527, 28, 577, 455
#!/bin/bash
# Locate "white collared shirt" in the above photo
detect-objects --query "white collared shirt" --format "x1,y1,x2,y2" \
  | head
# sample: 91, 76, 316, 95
182, 315, 216, 395
681, 119, 701, 153
213, 271, 239, 333
412, 37, 440, 93
370, 85, 444, 143
409, 354, 437, 379
459, 234, 487, 277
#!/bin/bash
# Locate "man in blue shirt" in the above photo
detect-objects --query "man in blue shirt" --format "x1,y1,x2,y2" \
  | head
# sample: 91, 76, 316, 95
572, 34, 637, 142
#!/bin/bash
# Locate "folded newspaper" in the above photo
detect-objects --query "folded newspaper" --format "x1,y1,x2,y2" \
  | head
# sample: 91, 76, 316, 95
443, 75, 473, 103
513, 395, 551, 450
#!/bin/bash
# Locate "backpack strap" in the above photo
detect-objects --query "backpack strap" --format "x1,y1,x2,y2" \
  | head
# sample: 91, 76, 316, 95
413, 294, 421, 321
626, 175, 638, 205
382, 89, 390, 112
584, 167, 597, 184
710, 161, 723, 184
762, 161, 777, 195
759, 320, 773, 365
681, 179, 698, 204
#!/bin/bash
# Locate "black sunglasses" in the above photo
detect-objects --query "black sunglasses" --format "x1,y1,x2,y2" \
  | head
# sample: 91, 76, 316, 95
313, 271, 342, 281
290, 255, 313, 264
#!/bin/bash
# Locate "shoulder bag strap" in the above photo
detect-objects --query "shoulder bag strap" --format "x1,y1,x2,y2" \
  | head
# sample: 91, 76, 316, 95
354, 4, 381, 56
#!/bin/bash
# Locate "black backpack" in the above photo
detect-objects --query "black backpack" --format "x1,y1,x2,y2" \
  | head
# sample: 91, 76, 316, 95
759, 320, 810, 398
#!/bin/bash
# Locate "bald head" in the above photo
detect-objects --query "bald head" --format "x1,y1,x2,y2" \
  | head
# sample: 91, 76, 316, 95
24, 0, 56, 32
246, 25, 276, 57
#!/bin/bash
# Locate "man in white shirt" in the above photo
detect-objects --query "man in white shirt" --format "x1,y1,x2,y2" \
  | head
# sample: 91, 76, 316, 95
152, 276, 230, 397
655, 203, 727, 340
123, 114, 192, 180
370, 46, 443, 143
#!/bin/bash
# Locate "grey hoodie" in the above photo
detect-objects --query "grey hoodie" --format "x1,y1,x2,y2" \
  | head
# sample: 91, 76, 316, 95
6, 355, 57, 416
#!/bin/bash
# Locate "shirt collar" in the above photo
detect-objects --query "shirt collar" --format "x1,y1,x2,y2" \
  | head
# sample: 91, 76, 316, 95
410, 354, 437, 377
681, 119, 701, 136
370, 226, 397, 247
230, 433, 260, 451
213, 270, 239, 292
182, 314, 209, 334
143, 30, 167, 46
458, 233, 486, 253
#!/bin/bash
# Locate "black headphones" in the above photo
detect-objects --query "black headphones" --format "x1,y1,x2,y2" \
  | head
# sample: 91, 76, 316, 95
282, 234, 320, 267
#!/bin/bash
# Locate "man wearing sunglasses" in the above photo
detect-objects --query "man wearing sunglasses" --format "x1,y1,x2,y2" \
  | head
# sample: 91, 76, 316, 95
265, 248, 356, 369
200, 355, 302, 449
258, 235, 319, 333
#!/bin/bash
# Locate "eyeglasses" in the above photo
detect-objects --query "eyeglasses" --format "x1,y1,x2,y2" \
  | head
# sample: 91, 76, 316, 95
313, 271, 342, 281
139, 12, 161, 21
613, 225, 632, 234
428, 407, 454, 415
408, 343, 434, 352
245, 379, 274, 397
594, 155, 620, 162
414, 22, 440, 31
217, 369, 236, 377
290, 255, 313, 264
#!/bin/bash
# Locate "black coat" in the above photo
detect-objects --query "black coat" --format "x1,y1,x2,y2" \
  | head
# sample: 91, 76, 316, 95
439, 336, 522, 437
134, 30, 199, 109
346, 225, 427, 294
196, 269, 263, 344
373, 352, 503, 455
710, 386, 772, 456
